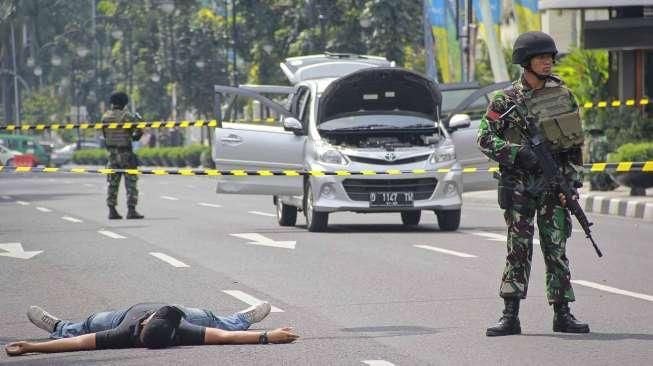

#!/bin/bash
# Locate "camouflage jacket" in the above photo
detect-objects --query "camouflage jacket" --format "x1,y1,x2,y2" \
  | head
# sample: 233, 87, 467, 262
476, 74, 583, 191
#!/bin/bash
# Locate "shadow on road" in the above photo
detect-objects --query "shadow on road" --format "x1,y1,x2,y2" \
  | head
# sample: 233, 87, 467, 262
522, 332, 653, 341
300, 325, 448, 341
3, 193, 97, 202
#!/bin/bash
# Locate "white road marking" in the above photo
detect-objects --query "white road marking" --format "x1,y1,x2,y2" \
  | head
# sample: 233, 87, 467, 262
61, 216, 83, 223
83, 183, 95, 188
149, 252, 190, 268
572, 280, 653, 302
248, 211, 276, 217
98, 230, 126, 239
198, 202, 222, 208
16, 201, 29, 206
0, 242, 43, 260
36, 207, 52, 212
466, 231, 540, 246
414, 245, 477, 258
362, 361, 396, 366
222, 290, 284, 312
186, 185, 197, 189
231, 233, 296, 249
1, 195, 11, 199
161, 195, 179, 201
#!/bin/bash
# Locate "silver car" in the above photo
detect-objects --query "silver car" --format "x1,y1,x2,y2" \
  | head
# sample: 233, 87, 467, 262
213, 54, 471, 232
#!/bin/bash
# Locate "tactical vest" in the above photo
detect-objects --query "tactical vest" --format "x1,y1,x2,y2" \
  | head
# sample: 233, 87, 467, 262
503, 86, 583, 151
102, 109, 132, 148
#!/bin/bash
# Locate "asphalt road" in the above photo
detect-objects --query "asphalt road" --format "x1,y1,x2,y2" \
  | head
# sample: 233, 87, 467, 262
1, 173, 652, 365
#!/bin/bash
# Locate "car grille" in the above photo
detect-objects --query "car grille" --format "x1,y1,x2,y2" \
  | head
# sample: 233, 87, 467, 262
342, 178, 437, 201
347, 154, 430, 165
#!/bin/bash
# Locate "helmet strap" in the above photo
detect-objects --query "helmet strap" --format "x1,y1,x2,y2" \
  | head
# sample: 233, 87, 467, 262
524, 64, 550, 81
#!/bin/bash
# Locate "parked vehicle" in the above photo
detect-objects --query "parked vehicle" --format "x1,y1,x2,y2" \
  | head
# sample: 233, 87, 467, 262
50, 141, 102, 167
0, 134, 48, 166
440, 81, 512, 192
0, 144, 22, 166
212, 53, 470, 232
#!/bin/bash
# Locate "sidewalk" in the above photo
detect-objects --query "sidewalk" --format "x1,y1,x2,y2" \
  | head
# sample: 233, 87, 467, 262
463, 187, 653, 222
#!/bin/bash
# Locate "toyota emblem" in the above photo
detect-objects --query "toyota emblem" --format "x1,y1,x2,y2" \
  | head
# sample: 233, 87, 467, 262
384, 152, 397, 161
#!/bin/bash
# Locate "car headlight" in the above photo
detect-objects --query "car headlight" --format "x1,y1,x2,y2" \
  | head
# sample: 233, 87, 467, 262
316, 147, 350, 166
430, 144, 456, 164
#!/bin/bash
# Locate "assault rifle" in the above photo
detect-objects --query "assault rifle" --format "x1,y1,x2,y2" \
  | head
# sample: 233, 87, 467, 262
516, 107, 603, 258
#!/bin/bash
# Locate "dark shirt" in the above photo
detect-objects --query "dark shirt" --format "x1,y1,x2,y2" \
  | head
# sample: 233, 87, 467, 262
95, 303, 205, 349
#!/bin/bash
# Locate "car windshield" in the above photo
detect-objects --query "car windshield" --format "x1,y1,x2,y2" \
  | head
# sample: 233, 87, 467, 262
318, 114, 437, 133
440, 88, 477, 113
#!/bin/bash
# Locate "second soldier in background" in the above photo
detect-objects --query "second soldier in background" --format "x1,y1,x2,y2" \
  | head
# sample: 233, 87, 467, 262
102, 92, 144, 220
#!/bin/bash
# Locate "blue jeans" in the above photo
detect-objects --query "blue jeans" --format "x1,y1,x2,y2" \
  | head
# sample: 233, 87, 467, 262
51, 306, 250, 339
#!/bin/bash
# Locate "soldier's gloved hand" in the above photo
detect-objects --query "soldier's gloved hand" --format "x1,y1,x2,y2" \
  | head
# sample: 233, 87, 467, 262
516, 146, 539, 172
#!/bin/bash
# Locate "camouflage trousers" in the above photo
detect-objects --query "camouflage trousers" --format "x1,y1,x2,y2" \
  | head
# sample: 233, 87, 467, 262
106, 148, 139, 207
499, 189, 575, 304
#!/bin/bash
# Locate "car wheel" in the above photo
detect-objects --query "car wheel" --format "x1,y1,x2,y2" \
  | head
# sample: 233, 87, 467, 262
304, 182, 328, 232
435, 209, 461, 231
6, 158, 14, 167
400, 211, 421, 226
275, 196, 297, 227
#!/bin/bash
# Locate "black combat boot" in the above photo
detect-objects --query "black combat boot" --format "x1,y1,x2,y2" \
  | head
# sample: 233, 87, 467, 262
486, 298, 521, 336
108, 206, 122, 220
126, 206, 144, 219
553, 303, 590, 333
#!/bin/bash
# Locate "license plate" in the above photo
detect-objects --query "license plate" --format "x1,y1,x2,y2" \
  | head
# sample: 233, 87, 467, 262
369, 191, 414, 207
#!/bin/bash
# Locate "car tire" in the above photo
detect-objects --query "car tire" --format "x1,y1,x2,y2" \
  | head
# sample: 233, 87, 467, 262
435, 209, 461, 231
400, 211, 421, 226
304, 182, 328, 232
6, 158, 14, 167
275, 196, 297, 227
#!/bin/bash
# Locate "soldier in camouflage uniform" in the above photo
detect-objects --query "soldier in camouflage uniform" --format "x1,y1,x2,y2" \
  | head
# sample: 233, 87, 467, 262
477, 32, 590, 336
586, 127, 618, 191
102, 92, 144, 220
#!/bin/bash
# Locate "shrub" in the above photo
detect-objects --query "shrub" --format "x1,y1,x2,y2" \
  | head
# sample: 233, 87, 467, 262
608, 142, 653, 163
183, 144, 205, 167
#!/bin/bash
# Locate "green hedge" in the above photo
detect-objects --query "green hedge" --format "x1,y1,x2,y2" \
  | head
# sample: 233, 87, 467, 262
72, 149, 108, 165
73, 145, 212, 167
608, 142, 653, 163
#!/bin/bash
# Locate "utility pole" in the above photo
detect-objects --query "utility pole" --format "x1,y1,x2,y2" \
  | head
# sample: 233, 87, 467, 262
10, 21, 20, 126
231, 0, 237, 86
479, 0, 509, 82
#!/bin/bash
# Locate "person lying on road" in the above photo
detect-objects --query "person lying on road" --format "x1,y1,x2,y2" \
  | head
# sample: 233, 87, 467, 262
5, 301, 298, 356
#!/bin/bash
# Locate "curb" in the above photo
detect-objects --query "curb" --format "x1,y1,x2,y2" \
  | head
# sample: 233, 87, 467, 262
580, 195, 653, 221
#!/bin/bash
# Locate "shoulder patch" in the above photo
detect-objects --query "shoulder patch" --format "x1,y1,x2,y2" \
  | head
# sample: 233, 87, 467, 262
486, 106, 501, 122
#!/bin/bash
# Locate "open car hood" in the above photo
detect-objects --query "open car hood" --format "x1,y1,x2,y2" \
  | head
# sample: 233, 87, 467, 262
318, 68, 442, 124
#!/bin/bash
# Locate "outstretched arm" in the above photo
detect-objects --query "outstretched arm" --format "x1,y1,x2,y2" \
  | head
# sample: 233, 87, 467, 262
5, 333, 96, 356
203, 327, 298, 345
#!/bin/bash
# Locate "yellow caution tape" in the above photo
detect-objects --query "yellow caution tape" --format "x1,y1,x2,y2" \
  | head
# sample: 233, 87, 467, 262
1, 161, 652, 176
582, 98, 650, 109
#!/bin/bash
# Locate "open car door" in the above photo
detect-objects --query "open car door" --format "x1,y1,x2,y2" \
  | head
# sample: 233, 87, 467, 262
213, 85, 305, 195
446, 81, 511, 191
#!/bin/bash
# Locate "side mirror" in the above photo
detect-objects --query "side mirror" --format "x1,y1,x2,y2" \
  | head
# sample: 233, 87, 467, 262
449, 114, 471, 131
283, 117, 304, 135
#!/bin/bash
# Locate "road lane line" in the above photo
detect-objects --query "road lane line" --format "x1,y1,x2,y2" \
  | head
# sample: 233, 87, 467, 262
248, 211, 276, 217
161, 195, 179, 201
16, 201, 29, 206
414, 245, 477, 258
572, 280, 653, 302
362, 361, 395, 366
83, 183, 95, 188
98, 230, 126, 239
61, 216, 83, 223
36, 207, 52, 212
222, 290, 284, 312
466, 231, 540, 245
198, 202, 222, 208
1, 195, 11, 199
150, 252, 190, 268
